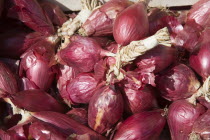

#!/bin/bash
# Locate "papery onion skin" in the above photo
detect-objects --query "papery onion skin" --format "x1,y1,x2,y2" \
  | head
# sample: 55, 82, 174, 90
113, 109, 166, 140
135, 45, 176, 74
191, 110, 210, 139
67, 108, 88, 126
18, 77, 39, 91
29, 121, 67, 140
156, 64, 200, 101
31, 111, 107, 140
40, 1, 67, 26
57, 36, 102, 73
113, 2, 149, 46
0, 61, 18, 96
19, 34, 57, 91
168, 100, 205, 140
88, 85, 124, 134
123, 85, 158, 114
190, 43, 210, 81
0, 129, 12, 140
198, 97, 210, 109
62, 73, 98, 104
9, 89, 65, 113
0, 58, 19, 74
80, 0, 130, 36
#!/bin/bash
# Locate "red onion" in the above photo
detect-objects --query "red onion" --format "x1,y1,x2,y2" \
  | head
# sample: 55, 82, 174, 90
123, 85, 158, 114
67, 108, 88, 126
94, 59, 108, 81
8, 89, 65, 113
167, 100, 205, 140
10, 0, 55, 35
113, 2, 149, 46
0, 23, 31, 58
92, 37, 111, 48
113, 109, 166, 140
190, 110, 210, 139
0, 61, 18, 96
190, 43, 210, 81
0, 129, 12, 140
31, 111, 106, 140
156, 64, 200, 101
88, 85, 124, 134
29, 121, 66, 140
0, 58, 19, 74
18, 77, 39, 91
121, 71, 142, 90
61, 73, 98, 104
40, 1, 67, 26
57, 35, 113, 73
79, 0, 129, 36
57, 64, 79, 102
198, 97, 210, 109
135, 45, 176, 74
19, 34, 57, 90
187, 0, 210, 30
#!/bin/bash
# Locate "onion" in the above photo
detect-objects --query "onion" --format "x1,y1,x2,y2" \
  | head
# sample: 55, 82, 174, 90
0, 58, 19, 74
113, 109, 166, 140
19, 34, 57, 90
190, 110, 210, 139
67, 108, 88, 126
31, 111, 106, 140
198, 97, 210, 109
10, 0, 55, 35
123, 84, 158, 114
88, 85, 124, 134
190, 43, 210, 81
167, 100, 205, 140
29, 121, 66, 140
6, 89, 65, 113
0, 61, 18, 96
79, 0, 130, 36
156, 64, 200, 101
94, 59, 108, 81
40, 1, 67, 26
0, 129, 12, 140
135, 45, 176, 73
113, 2, 149, 46
57, 35, 114, 73
18, 77, 39, 91
61, 73, 98, 104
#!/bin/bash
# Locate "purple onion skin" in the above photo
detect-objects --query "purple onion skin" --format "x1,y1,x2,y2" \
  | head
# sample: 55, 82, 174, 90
62, 73, 98, 104
190, 43, 210, 81
0, 58, 19, 74
31, 111, 107, 140
67, 108, 88, 126
113, 2, 149, 46
29, 121, 67, 140
135, 45, 176, 73
88, 85, 124, 134
0, 61, 18, 96
198, 97, 210, 109
0, 129, 12, 140
10, 89, 65, 113
18, 77, 39, 91
19, 36, 57, 91
168, 100, 205, 140
10, 0, 55, 35
57, 64, 79, 101
113, 109, 166, 140
81, 0, 130, 36
40, 1, 67, 26
156, 64, 200, 101
57, 36, 102, 73
191, 110, 210, 139
123, 85, 158, 114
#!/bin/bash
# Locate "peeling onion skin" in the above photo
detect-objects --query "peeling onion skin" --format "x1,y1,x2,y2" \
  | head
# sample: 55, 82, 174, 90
191, 110, 210, 139
113, 2, 149, 46
135, 45, 176, 74
113, 109, 166, 140
190, 43, 210, 81
57, 36, 102, 73
167, 100, 205, 140
80, 0, 130, 36
0, 61, 18, 96
62, 73, 98, 104
67, 108, 88, 126
156, 64, 200, 101
123, 85, 158, 114
88, 85, 124, 134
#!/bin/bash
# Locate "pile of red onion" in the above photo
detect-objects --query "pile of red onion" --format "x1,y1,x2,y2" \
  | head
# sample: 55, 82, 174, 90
0, 0, 210, 139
